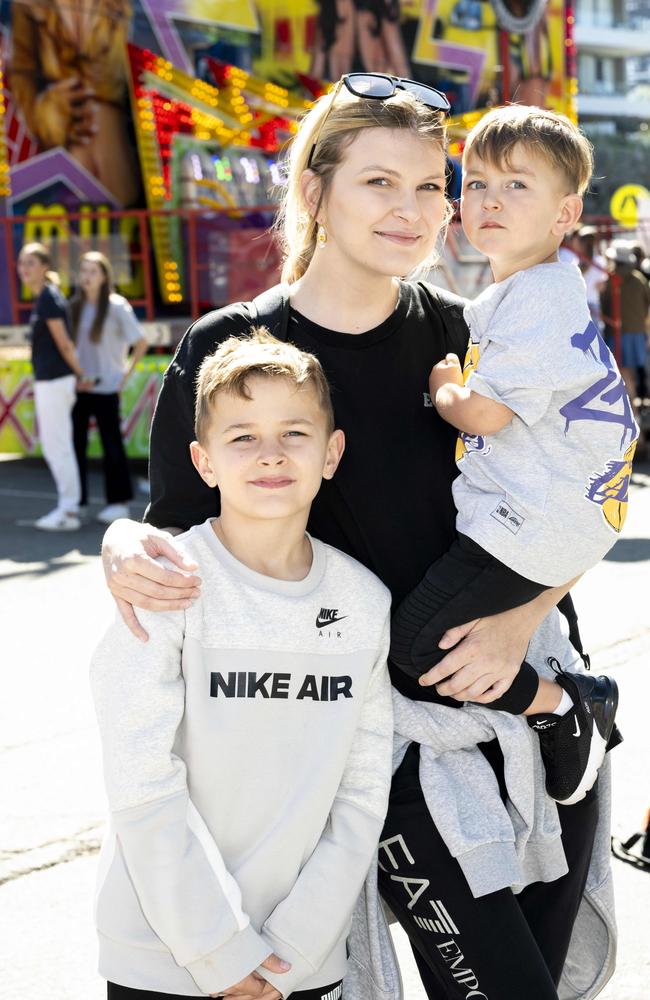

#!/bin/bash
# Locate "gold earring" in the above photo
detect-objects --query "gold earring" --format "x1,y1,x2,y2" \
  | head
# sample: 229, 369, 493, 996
316, 224, 327, 248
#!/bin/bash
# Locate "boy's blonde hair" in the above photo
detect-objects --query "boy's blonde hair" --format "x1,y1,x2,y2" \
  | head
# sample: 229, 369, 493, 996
463, 106, 593, 196
194, 327, 335, 442
276, 87, 450, 283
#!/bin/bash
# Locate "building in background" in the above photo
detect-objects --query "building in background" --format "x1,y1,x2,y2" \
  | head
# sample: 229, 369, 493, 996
627, 0, 650, 97
575, 0, 650, 134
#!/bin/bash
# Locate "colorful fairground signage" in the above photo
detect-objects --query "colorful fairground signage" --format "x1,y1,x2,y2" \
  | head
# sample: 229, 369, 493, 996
0, 0, 576, 319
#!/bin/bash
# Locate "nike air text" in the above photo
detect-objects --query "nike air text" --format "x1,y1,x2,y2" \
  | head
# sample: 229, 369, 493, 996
210, 671, 353, 701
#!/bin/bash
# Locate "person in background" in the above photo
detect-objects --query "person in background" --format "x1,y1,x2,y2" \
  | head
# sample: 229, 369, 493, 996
629, 242, 650, 404
557, 226, 606, 327
629, 243, 648, 276
577, 224, 606, 327
557, 229, 581, 266
18, 242, 89, 532
70, 252, 148, 525
601, 239, 650, 459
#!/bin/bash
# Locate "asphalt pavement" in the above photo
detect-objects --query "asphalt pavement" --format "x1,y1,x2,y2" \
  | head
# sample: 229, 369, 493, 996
1, 454, 649, 999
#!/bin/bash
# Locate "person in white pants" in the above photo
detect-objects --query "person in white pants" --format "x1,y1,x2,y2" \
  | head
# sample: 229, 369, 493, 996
33, 374, 80, 521
18, 243, 93, 531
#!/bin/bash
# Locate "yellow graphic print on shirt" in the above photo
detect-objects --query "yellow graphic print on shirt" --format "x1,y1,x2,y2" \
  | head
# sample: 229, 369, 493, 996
455, 338, 491, 462
585, 439, 637, 533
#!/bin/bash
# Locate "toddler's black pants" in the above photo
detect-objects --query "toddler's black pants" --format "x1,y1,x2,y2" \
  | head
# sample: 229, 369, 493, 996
390, 533, 555, 714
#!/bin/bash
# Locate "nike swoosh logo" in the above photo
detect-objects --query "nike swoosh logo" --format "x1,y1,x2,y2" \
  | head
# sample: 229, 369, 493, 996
316, 615, 347, 629
572, 718, 581, 738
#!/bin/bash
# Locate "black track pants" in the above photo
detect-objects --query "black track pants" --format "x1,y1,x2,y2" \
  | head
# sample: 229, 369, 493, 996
389, 533, 549, 714
378, 744, 598, 1000
108, 980, 343, 1000
73, 391, 133, 506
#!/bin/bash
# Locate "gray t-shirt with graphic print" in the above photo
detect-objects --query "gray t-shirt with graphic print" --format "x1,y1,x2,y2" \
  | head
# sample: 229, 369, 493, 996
75, 293, 143, 394
453, 261, 638, 587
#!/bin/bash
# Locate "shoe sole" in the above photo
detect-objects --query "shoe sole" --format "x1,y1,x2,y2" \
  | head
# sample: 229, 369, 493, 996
557, 677, 618, 806
96, 510, 129, 524
35, 521, 81, 532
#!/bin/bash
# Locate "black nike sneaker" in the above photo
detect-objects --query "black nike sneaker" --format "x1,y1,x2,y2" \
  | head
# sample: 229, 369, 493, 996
527, 662, 619, 806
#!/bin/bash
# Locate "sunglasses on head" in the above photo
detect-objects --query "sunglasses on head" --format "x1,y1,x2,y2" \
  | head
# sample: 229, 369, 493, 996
306, 73, 451, 170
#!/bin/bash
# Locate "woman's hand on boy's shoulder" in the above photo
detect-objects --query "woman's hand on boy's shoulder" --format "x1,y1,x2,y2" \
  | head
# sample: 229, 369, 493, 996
101, 517, 202, 641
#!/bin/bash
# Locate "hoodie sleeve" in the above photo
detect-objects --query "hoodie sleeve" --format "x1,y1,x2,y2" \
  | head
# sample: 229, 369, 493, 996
90, 610, 271, 995
258, 613, 394, 997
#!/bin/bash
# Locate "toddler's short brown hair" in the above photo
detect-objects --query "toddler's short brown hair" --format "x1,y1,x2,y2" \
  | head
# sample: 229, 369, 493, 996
463, 106, 593, 196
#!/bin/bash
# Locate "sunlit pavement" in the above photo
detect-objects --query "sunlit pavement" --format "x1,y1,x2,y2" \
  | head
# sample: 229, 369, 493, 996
1, 455, 648, 1000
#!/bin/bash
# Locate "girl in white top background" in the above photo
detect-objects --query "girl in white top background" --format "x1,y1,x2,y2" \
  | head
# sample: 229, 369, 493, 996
70, 252, 148, 524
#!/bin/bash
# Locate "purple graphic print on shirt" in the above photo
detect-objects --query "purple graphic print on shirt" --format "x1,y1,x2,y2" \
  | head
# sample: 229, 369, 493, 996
559, 320, 637, 449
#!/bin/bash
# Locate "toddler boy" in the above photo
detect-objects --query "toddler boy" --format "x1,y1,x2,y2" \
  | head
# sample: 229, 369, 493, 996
391, 106, 635, 805
91, 329, 393, 999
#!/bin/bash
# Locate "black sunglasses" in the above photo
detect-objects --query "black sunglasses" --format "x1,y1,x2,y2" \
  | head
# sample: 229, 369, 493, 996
306, 73, 451, 170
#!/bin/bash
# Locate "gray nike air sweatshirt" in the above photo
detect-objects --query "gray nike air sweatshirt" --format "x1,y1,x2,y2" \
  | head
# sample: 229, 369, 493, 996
90, 520, 393, 997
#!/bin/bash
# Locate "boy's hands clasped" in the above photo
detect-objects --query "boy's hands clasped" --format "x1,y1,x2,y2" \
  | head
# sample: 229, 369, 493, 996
213, 953, 289, 1000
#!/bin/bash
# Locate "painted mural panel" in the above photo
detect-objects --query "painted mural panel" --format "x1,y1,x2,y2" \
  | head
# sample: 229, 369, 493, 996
6, 1, 141, 207
0, 0, 573, 320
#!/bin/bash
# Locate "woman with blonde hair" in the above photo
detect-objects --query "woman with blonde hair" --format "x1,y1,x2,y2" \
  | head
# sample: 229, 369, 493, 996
98, 77, 612, 999
70, 251, 148, 524
18, 242, 87, 531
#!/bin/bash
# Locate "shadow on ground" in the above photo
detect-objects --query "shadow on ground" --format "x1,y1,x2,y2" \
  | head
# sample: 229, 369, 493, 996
604, 538, 650, 563
0, 457, 148, 571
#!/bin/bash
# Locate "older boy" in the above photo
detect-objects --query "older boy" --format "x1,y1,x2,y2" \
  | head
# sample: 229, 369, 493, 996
391, 106, 635, 805
90, 330, 393, 1000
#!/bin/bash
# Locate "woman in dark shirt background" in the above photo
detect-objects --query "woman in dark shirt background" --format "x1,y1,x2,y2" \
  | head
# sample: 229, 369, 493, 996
18, 242, 92, 531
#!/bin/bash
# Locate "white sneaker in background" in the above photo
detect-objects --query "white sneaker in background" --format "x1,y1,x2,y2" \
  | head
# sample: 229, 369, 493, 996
35, 508, 81, 532
96, 503, 130, 524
